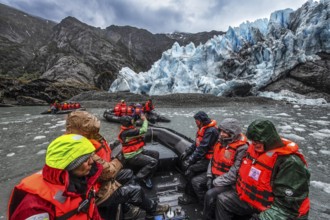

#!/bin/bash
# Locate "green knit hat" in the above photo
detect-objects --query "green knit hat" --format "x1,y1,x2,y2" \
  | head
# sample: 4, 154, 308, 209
46, 134, 95, 170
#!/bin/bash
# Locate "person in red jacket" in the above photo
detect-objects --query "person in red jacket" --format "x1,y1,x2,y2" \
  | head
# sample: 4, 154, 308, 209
114, 100, 127, 116
65, 111, 169, 219
8, 134, 103, 220
144, 98, 154, 116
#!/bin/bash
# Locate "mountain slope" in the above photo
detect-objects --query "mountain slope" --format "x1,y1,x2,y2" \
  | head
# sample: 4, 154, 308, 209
0, 3, 224, 104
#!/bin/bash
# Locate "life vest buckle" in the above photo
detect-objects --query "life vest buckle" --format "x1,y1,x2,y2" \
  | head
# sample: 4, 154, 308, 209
78, 199, 89, 213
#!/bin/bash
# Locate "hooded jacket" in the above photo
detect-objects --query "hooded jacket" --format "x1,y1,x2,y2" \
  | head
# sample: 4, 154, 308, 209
207, 118, 248, 187
241, 120, 310, 220
187, 111, 219, 163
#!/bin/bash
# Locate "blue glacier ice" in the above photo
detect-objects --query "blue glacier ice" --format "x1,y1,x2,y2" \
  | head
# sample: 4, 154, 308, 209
109, 0, 330, 104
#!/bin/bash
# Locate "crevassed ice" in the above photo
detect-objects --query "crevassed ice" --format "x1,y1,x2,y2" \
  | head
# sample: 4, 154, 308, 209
109, 1, 330, 106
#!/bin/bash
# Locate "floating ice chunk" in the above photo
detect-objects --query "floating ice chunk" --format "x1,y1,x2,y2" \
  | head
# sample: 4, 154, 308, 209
7, 152, 15, 157
278, 125, 293, 130
34, 136, 46, 140
309, 151, 317, 155
319, 129, 330, 134
310, 181, 330, 194
283, 133, 305, 141
309, 132, 329, 139
275, 113, 291, 117
319, 150, 330, 156
37, 150, 47, 155
15, 145, 26, 148
294, 127, 306, 132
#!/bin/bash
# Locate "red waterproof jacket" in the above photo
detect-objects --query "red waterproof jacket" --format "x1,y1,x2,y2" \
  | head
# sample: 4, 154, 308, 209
8, 164, 103, 220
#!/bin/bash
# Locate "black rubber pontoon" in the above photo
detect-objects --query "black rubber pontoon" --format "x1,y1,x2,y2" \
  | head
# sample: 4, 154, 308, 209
40, 108, 86, 115
103, 110, 171, 125
111, 126, 203, 220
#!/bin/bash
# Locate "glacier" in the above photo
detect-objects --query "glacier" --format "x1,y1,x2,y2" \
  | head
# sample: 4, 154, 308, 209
109, 0, 330, 105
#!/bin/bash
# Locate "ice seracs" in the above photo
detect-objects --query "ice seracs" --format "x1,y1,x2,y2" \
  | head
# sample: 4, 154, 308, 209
109, 0, 330, 105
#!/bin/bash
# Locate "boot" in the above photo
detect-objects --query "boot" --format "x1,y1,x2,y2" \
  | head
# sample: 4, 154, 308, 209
142, 177, 153, 189
123, 205, 141, 220
146, 204, 170, 217
178, 194, 197, 205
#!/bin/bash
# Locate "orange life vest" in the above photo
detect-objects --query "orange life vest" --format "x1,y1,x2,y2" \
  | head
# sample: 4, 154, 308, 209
62, 103, 69, 110
195, 119, 218, 160
145, 101, 154, 112
114, 103, 121, 116
236, 138, 309, 216
8, 171, 96, 220
134, 106, 143, 115
126, 106, 134, 116
120, 104, 127, 116
118, 126, 145, 154
211, 134, 247, 176
90, 139, 111, 163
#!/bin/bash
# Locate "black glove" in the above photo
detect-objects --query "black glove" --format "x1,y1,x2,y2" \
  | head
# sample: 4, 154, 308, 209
182, 158, 192, 171
109, 140, 121, 150
184, 168, 194, 179
180, 151, 189, 161
180, 147, 194, 161
249, 213, 260, 220
207, 177, 213, 190
116, 152, 126, 165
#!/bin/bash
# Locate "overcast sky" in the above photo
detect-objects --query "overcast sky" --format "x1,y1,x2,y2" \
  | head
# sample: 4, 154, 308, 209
0, 0, 310, 33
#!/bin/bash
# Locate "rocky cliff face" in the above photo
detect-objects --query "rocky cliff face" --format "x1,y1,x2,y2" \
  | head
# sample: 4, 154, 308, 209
0, 3, 223, 105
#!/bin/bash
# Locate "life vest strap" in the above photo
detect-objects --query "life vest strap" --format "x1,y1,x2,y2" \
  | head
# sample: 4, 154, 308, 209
246, 154, 273, 171
237, 176, 273, 199
213, 162, 231, 171
56, 198, 90, 220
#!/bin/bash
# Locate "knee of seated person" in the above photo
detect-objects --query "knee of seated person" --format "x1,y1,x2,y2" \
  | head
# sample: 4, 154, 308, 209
217, 192, 228, 205
205, 189, 214, 198
150, 158, 158, 166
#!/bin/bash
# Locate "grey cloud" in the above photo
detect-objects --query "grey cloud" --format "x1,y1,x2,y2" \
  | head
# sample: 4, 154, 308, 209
0, 0, 308, 33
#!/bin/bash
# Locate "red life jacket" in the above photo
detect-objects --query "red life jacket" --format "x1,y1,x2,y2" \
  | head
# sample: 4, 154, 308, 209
236, 138, 310, 216
118, 126, 145, 154
90, 139, 111, 163
126, 106, 134, 116
120, 104, 127, 116
113, 103, 121, 116
8, 171, 97, 220
62, 103, 68, 110
195, 119, 218, 160
211, 134, 247, 176
144, 101, 154, 112
56, 103, 62, 110
134, 106, 143, 115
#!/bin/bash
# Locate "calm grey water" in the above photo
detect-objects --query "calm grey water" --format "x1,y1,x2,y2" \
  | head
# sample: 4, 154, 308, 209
0, 104, 329, 219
